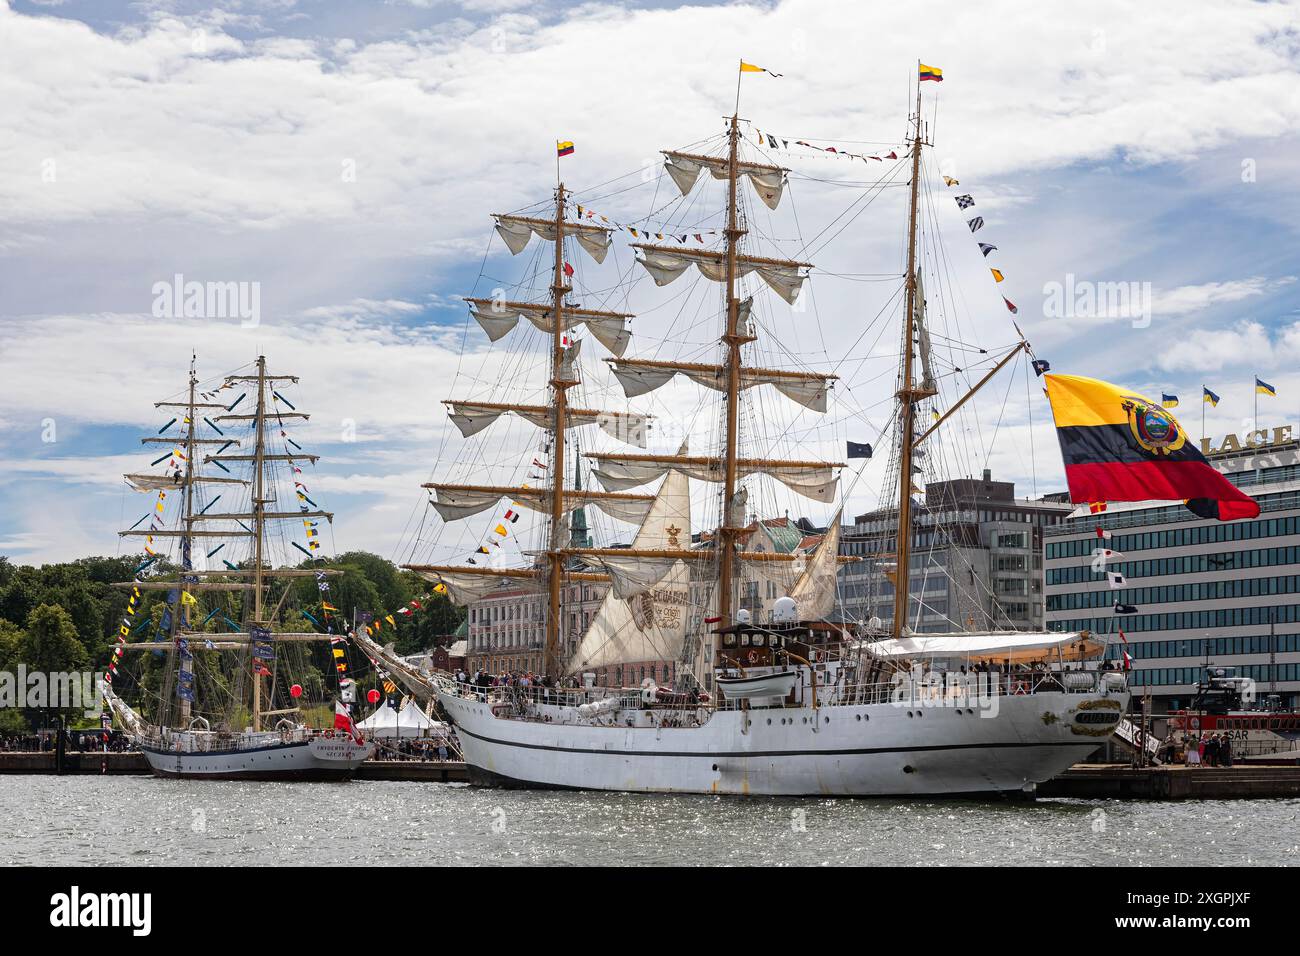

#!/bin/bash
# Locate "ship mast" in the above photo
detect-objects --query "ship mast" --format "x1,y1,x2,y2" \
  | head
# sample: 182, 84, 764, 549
718, 112, 747, 627
891, 85, 931, 640
545, 184, 570, 679
251, 355, 268, 728
175, 360, 199, 723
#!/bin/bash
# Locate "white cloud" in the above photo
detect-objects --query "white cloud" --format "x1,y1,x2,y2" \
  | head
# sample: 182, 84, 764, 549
1156, 276, 1296, 318
2, 0, 1300, 565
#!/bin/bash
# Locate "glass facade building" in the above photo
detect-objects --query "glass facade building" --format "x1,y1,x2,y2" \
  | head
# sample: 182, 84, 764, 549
1044, 431, 1300, 710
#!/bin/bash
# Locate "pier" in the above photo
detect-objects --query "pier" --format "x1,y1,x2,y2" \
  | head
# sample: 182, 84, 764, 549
1038, 764, 1300, 800
0, 751, 468, 782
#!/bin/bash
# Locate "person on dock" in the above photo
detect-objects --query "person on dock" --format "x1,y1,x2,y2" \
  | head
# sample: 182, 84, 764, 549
1220, 734, 1233, 768
1204, 734, 1220, 767
1186, 736, 1201, 767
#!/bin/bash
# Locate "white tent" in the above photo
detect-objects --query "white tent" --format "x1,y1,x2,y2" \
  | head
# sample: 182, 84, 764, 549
357, 700, 451, 739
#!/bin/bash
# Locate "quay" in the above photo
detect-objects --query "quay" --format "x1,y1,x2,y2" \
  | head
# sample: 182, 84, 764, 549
0, 751, 468, 782
1038, 764, 1300, 800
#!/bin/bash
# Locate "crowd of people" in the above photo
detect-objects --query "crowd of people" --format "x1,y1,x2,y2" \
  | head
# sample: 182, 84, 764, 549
1173, 733, 1235, 767
0, 731, 135, 753
454, 669, 576, 690
368, 736, 455, 762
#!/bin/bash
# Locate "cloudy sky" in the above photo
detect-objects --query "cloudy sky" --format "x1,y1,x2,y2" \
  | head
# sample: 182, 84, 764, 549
1, 0, 1298, 571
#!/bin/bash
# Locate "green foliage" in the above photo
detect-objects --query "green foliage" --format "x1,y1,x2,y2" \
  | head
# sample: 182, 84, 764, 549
0, 550, 466, 726
20, 604, 89, 673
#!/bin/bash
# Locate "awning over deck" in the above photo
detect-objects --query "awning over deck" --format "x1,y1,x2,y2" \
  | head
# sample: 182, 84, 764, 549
863, 630, 1103, 664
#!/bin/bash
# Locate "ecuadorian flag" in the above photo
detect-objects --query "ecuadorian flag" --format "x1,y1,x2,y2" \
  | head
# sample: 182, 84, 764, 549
1256, 376, 1276, 397
1044, 374, 1259, 521
919, 63, 943, 82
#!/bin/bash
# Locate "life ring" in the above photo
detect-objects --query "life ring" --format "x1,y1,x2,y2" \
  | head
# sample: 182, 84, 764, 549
1190, 717, 1200, 730
324, 729, 335, 739
746, 650, 759, 665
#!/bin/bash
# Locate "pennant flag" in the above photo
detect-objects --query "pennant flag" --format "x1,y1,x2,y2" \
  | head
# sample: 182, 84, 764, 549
978, 242, 997, 257
1118, 628, 1132, 670
1106, 570, 1127, 589
966, 217, 984, 233
180, 591, 197, 606
252, 660, 272, 677
1003, 296, 1018, 315
1089, 502, 1107, 514
494, 523, 508, 536
846, 440, 873, 459
930, 408, 941, 422
557, 140, 575, 157
563, 261, 574, 277
1031, 359, 1051, 377
385, 615, 396, 627
740, 61, 782, 76
1043, 373, 1260, 521
1161, 393, 1179, 409
919, 63, 943, 82
1094, 525, 1112, 540
1097, 548, 1124, 560
504, 509, 520, 523
1203, 386, 1220, 407
943, 175, 960, 186
990, 268, 1004, 283
955, 195, 974, 210
1256, 376, 1276, 397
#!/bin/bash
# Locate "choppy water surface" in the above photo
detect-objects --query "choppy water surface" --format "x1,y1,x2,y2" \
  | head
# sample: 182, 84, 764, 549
3, 776, 1297, 866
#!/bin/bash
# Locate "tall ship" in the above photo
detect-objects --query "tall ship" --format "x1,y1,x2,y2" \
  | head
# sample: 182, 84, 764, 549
355, 65, 1146, 797
103, 356, 373, 779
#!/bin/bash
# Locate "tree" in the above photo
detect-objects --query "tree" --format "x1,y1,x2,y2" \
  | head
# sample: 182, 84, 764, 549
0, 618, 20, 672
19, 604, 89, 674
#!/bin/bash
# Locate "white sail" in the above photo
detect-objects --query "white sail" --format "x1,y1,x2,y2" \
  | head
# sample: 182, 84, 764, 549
568, 469, 691, 671
788, 514, 841, 621
634, 246, 807, 304
428, 485, 653, 525
606, 358, 833, 412
494, 215, 613, 262
589, 454, 838, 503
445, 401, 649, 447
662, 151, 788, 210
468, 302, 631, 356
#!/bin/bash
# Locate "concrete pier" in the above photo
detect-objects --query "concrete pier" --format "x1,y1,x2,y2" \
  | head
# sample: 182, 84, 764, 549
0, 751, 468, 782
1038, 764, 1300, 800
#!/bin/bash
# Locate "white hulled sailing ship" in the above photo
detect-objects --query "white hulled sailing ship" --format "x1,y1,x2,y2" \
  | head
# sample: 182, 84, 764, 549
104, 357, 373, 779
360, 70, 1131, 796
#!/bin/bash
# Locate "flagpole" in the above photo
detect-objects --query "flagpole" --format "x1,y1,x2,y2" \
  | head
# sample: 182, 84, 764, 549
1201, 387, 1206, 444
1254, 377, 1258, 436
735, 59, 743, 115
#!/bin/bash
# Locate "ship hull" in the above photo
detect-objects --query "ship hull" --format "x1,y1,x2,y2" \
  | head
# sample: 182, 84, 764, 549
439, 690, 1127, 797
138, 737, 372, 781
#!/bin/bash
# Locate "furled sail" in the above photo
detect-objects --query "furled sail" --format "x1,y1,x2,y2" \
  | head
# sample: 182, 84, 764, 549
632, 244, 810, 305
494, 214, 613, 263
443, 400, 649, 447
914, 269, 936, 394
605, 357, 835, 413
788, 514, 841, 621
567, 469, 692, 671
662, 151, 788, 210
587, 452, 840, 503
426, 484, 654, 525
465, 298, 632, 356
124, 474, 249, 492
413, 566, 546, 604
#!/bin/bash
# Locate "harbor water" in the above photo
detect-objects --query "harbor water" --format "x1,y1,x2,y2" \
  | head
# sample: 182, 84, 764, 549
3, 776, 1298, 866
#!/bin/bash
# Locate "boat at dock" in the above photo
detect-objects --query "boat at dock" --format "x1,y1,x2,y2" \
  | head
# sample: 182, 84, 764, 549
362, 64, 1137, 797
103, 356, 373, 780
